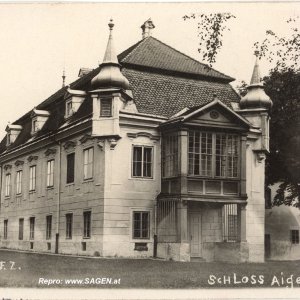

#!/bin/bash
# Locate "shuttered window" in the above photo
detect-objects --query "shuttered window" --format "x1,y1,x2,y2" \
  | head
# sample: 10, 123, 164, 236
100, 99, 112, 117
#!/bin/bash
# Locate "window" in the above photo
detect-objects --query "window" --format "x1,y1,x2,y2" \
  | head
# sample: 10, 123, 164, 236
32, 119, 39, 132
66, 101, 73, 117
66, 213, 73, 239
4, 220, 8, 240
83, 211, 91, 238
29, 217, 35, 240
133, 211, 150, 239
222, 204, 239, 242
47, 160, 54, 187
66, 153, 75, 184
29, 165, 36, 191
291, 230, 299, 244
7, 133, 11, 145
132, 146, 153, 178
46, 215, 52, 240
19, 218, 24, 240
100, 98, 112, 117
188, 131, 239, 178
16, 170, 23, 195
83, 148, 94, 180
5, 174, 11, 197
162, 134, 178, 178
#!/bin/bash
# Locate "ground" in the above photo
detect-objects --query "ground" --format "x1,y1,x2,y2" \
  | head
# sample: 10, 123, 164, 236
0, 249, 300, 288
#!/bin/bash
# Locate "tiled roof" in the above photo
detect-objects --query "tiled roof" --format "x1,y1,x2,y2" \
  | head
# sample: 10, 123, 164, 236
122, 68, 240, 118
0, 37, 240, 154
118, 37, 234, 82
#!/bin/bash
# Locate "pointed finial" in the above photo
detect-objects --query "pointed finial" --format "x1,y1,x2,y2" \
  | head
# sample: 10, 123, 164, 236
240, 52, 273, 110
108, 19, 114, 31
91, 19, 130, 90
250, 51, 261, 85
62, 68, 66, 88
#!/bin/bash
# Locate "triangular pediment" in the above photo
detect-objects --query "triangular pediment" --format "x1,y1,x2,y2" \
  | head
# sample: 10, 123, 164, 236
163, 100, 250, 130
182, 100, 250, 130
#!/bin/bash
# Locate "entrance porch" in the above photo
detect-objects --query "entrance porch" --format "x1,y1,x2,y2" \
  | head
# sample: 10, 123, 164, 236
156, 200, 249, 262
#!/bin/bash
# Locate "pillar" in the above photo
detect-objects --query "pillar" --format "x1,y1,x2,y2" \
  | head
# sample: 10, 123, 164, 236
178, 200, 190, 261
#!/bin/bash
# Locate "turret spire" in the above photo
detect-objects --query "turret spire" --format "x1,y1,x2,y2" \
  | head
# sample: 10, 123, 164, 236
91, 19, 130, 90
102, 19, 119, 65
250, 51, 261, 85
240, 52, 273, 110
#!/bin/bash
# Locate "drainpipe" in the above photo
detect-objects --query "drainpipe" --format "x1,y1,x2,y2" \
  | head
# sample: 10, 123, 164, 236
153, 198, 158, 258
55, 142, 62, 254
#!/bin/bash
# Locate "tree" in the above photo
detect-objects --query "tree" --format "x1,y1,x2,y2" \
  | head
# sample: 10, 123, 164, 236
263, 70, 300, 206
254, 16, 300, 72
182, 13, 236, 67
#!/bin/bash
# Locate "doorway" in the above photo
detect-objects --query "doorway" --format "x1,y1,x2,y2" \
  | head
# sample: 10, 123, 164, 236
190, 212, 202, 257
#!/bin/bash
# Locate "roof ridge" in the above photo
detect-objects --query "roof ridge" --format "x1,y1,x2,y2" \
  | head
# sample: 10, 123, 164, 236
148, 36, 234, 81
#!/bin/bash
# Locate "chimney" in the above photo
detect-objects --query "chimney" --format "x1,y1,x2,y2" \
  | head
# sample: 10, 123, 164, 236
141, 18, 155, 39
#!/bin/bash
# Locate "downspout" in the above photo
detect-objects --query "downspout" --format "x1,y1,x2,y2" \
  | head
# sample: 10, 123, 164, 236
153, 200, 158, 258
55, 142, 62, 254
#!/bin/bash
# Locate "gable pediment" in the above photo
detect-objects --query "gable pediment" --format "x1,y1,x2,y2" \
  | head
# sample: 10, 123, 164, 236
180, 100, 250, 130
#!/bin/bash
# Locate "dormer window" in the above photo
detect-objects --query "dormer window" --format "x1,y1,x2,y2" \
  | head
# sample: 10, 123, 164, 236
100, 98, 112, 117
66, 100, 73, 118
32, 119, 38, 133
5, 124, 22, 146
64, 88, 86, 119
31, 109, 50, 136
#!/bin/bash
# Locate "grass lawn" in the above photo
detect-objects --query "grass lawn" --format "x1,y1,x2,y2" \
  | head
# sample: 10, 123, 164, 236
0, 249, 300, 288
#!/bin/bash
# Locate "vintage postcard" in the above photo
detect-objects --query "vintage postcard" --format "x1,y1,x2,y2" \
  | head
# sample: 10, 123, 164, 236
0, 1, 299, 299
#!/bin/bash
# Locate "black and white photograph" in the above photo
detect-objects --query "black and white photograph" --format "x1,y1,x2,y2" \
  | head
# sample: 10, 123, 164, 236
0, 2, 299, 299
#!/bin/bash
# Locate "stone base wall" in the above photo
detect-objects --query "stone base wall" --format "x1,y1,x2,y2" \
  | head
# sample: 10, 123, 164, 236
157, 241, 249, 263
214, 242, 249, 263
268, 241, 300, 261
157, 242, 190, 261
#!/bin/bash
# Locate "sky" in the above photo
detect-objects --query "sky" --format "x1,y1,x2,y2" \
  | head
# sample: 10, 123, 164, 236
0, 2, 299, 140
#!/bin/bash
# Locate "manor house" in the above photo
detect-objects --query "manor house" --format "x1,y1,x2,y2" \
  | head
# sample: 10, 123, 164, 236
0, 19, 272, 262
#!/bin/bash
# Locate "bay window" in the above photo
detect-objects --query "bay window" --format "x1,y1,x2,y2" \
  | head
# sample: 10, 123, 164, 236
162, 134, 178, 178
188, 131, 239, 178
